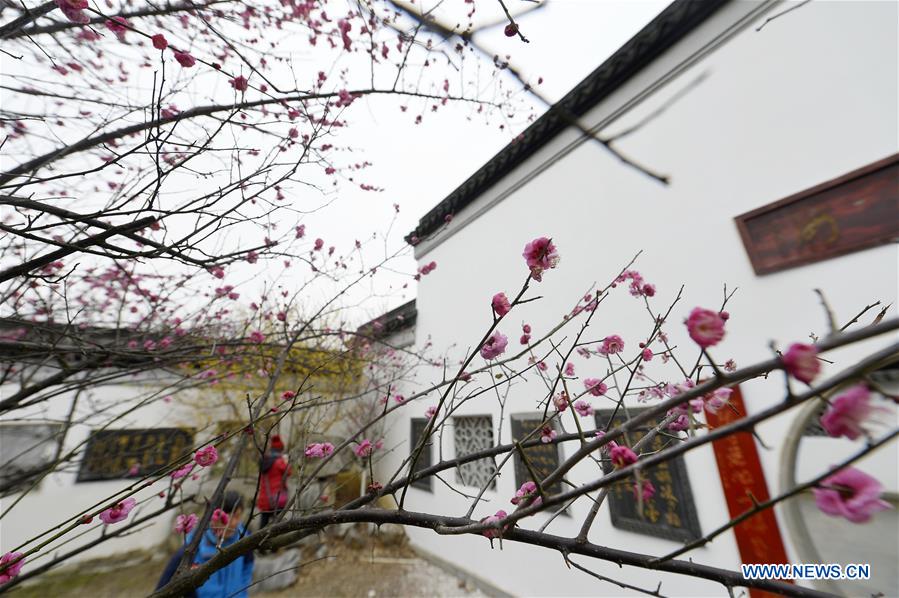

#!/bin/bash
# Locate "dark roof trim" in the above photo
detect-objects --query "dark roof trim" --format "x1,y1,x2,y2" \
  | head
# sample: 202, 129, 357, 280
406, 0, 730, 244
356, 299, 417, 340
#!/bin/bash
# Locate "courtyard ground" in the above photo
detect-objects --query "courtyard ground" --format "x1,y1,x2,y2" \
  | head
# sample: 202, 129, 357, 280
9, 532, 490, 598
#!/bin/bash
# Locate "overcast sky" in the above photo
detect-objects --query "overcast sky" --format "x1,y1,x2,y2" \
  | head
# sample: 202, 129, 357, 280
295, 0, 670, 324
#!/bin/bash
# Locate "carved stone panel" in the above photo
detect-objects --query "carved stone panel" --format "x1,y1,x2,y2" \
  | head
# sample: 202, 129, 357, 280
595, 409, 701, 542
510, 414, 563, 497
409, 418, 432, 491
77, 428, 194, 482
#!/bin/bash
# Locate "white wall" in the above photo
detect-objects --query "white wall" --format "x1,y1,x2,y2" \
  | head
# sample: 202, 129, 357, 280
0, 376, 208, 566
378, 1, 899, 596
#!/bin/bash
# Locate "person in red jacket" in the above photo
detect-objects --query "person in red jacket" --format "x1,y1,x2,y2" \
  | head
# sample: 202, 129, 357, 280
257, 435, 292, 528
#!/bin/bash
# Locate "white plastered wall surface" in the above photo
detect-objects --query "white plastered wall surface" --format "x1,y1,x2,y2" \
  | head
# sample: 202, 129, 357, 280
0, 374, 208, 564
378, 0, 899, 596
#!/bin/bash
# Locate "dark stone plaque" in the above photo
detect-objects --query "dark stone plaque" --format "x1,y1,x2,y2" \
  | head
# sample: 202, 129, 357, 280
409, 418, 432, 491
595, 409, 701, 542
510, 414, 563, 497
77, 428, 194, 482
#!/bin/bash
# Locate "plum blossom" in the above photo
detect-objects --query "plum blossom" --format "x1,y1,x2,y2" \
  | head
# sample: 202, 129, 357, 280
519, 334, 530, 345
171, 463, 194, 479
522, 237, 560, 282
480, 510, 508, 538
564, 362, 575, 376
0, 552, 24, 584
685, 307, 726, 348
615, 270, 655, 298
641, 348, 654, 362
394, 394, 406, 404
491, 292, 511, 317
248, 330, 265, 344
194, 446, 218, 467
705, 388, 733, 414
609, 444, 638, 469
425, 405, 438, 419
480, 331, 508, 360
230, 75, 249, 91
353, 439, 383, 458
212, 508, 229, 525
510, 481, 541, 507
553, 392, 570, 412
304, 442, 335, 458
151, 34, 168, 50
584, 378, 608, 397
540, 426, 556, 443
174, 51, 196, 68
782, 343, 820, 384
105, 17, 130, 41
599, 335, 624, 355
99, 497, 137, 524
820, 385, 876, 440
633, 480, 655, 501
573, 400, 594, 417
175, 513, 198, 534
55, 0, 89, 23
812, 467, 891, 523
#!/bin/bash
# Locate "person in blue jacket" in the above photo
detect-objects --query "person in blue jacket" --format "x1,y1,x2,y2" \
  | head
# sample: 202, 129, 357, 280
156, 490, 254, 598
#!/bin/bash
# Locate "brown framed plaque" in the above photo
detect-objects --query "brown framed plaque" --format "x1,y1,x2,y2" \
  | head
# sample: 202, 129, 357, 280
735, 154, 899, 275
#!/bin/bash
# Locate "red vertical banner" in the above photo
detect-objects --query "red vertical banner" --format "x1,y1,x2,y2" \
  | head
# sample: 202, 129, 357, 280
704, 385, 792, 598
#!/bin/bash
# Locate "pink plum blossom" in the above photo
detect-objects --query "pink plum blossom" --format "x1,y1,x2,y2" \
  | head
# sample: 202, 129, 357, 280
564, 362, 575, 376
230, 75, 249, 91
522, 237, 560, 282
519, 334, 530, 345
610, 444, 638, 469
820, 385, 876, 440
553, 392, 570, 412
480, 510, 508, 538
151, 34, 168, 50
0, 552, 24, 584
248, 330, 265, 344
212, 508, 229, 525
105, 16, 130, 41
304, 442, 335, 458
584, 378, 608, 397
783, 343, 821, 384
194, 446, 218, 467
705, 388, 733, 414
480, 331, 508, 360
425, 405, 438, 419
573, 400, 594, 417
685, 308, 726, 348
55, 0, 89, 23
353, 439, 383, 458
174, 51, 196, 68
540, 426, 556, 443
171, 463, 194, 479
510, 481, 541, 507
491, 292, 511, 317
633, 480, 655, 501
175, 513, 198, 534
812, 467, 891, 523
99, 497, 137, 524
599, 335, 624, 355
641, 348, 654, 362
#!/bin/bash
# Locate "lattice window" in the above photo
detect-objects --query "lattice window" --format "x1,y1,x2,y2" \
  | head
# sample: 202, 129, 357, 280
0, 422, 62, 496
454, 416, 496, 489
